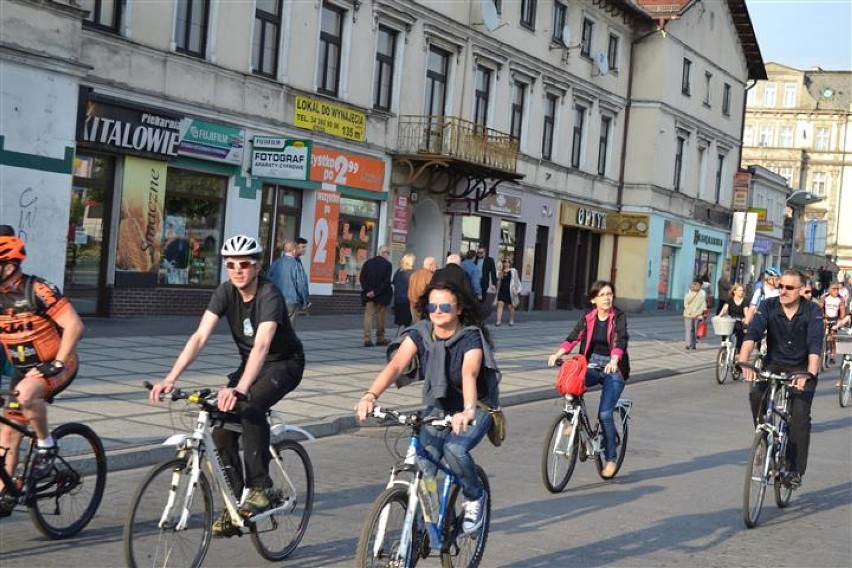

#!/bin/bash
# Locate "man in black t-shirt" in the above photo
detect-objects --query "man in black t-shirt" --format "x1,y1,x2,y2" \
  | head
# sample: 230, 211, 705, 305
150, 235, 304, 537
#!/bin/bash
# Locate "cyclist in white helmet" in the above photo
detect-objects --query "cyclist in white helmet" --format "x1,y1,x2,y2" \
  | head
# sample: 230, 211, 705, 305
746, 267, 781, 325
149, 235, 305, 537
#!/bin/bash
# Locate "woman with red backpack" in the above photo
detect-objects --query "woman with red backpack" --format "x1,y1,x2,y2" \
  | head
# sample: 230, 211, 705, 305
547, 280, 630, 478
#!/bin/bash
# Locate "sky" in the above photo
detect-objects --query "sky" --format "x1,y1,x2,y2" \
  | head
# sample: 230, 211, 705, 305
746, 0, 852, 71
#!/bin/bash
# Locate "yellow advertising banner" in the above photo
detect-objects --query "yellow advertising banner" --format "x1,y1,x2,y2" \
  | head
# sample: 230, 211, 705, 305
311, 191, 341, 284
117, 156, 167, 272
294, 96, 366, 142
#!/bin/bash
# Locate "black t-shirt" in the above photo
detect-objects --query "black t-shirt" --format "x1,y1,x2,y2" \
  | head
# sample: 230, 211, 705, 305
207, 277, 303, 362
591, 317, 610, 356
725, 298, 747, 320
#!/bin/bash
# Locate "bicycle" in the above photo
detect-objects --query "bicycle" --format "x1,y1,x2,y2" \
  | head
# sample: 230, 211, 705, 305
821, 320, 835, 372
355, 406, 491, 568
541, 362, 632, 493
123, 382, 315, 568
836, 329, 852, 407
739, 363, 803, 529
0, 391, 107, 539
712, 316, 740, 384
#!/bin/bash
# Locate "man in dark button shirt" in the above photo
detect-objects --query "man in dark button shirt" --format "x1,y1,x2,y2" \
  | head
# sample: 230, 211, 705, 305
738, 269, 822, 488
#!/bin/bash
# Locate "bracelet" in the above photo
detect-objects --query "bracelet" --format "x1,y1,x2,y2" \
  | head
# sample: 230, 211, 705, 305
363, 391, 379, 401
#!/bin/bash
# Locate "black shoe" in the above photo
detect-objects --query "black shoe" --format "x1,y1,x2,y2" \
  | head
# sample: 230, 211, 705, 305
782, 472, 802, 489
363, 340, 374, 347
0, 493, 15, 518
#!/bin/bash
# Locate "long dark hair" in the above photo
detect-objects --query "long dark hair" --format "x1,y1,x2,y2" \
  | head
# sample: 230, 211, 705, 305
416, 280, 493, 347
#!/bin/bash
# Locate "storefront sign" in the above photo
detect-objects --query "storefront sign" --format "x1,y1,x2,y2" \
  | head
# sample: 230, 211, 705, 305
733, 171, 750, 212
752, 237, 772, 255
311, 191, 340, 284
78, 95, 183, 159
252, 137, 311, 180
116, 156, 167, 281
609, 213, 649, 237
478, 193, 522, 217
392, 194, 409, 244
693, 230, 725, 250
560, 204, 609, 232
309, 146, 385, 192
179, 119, 244, 164
663, 220, 684, 246
749, 207, 773, 232
294, 95, 366, 142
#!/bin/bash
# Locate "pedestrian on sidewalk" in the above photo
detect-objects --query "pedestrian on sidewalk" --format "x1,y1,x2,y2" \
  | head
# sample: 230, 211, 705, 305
494, 257, 521, 326
683, 280, 706, 349
267, 239, 310, 323
476, 245, 498, 311
408, 256, 436, 323
360, 246, 393, 347
149, 235, 305, 537
392, 252, 416, 335
546, 280, 630, 479
461, 250, 482, 301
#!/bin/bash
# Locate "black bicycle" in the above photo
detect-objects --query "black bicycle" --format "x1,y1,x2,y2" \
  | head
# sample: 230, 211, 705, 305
0, 392, 107, 539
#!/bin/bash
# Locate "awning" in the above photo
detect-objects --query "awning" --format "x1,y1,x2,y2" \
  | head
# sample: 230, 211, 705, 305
791, 251, 840, 273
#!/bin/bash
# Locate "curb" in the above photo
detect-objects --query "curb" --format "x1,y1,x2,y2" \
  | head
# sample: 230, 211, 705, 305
102, 361, 715, 473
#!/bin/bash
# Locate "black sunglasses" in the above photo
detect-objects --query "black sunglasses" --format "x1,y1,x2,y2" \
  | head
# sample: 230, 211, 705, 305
780, 284, 800, 291
425, 303, 454, 314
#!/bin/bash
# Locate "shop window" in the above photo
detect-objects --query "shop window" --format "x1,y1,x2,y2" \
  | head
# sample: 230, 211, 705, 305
258, 185, 302, 267
461, 216, 482, 255
335, 197, 379, 290
694, 249, 718, 286
499, 220, 517, 262
160, 168, 226, 286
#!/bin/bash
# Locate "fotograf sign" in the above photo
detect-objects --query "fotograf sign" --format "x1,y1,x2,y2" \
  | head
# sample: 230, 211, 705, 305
252, 137, 311, 180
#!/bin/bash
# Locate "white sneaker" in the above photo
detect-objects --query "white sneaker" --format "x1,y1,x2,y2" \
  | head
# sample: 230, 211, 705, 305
462, 493, 487, 534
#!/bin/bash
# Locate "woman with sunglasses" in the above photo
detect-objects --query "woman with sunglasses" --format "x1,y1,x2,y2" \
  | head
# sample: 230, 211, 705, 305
546, 281, 630, 479
355, 280, 498, 534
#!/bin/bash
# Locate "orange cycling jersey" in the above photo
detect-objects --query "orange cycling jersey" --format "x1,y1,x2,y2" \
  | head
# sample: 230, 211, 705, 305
0, 273, 71, 369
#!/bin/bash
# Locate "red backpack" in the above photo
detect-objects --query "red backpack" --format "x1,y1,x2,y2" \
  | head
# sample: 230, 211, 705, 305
554, 354, 588, 396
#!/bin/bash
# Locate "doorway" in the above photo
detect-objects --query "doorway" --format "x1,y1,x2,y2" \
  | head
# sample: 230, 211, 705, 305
409, 199, 444, 263
557, 228, 600, 309
533, 225, 548, 309
258, 185, 302, 269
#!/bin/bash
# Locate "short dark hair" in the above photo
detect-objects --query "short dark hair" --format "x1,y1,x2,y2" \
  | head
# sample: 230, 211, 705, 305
588, 280, 616, 301
296, 237, 307, 245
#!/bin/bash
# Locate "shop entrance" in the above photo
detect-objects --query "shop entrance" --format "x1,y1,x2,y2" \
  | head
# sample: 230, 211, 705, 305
258, 185, 302, 269
65, 152, 115, 315
409, 199, 444, 263
533, 225, 548, 309
557, 228, 600, 309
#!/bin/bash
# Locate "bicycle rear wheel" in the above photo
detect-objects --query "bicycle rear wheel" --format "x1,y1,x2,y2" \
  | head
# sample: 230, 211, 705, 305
821, 335, 831, 372
355, 485, 416, 568
124, 457, 213, 568
594, 406, 630, 479
839, 364, 852, 408
742, 431, 771, 528
541, 412, 578, 493
29, 422, 107, 539
715, 346, 731, 384
251, 440, 314, 561
440, 466, 490, 568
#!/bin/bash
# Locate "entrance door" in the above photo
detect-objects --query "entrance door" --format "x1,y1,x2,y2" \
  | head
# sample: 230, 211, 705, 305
65, 153, 115, 315
258, 185, 302, 269
533, 225, 548, 309
557, 228, 601, 309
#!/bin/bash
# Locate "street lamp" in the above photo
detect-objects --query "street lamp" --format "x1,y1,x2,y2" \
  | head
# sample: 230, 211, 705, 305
785, 190, 823, 208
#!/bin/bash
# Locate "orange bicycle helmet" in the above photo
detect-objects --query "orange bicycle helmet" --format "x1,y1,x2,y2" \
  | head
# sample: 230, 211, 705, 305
0, 236, 26, 262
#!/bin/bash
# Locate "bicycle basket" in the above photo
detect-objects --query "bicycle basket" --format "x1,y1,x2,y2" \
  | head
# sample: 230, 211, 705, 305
836, 331, 852, 355
711, 316, 736, 336
554, 354, 588, 396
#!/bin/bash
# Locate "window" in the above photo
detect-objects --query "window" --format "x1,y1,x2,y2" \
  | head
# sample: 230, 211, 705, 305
722, 83, 731, 116
174, 0, 210, 58
510, 81, 526, 141
681, 58, 692, 95
759, 126, 773, 147
474, 66, 492, 128
811, 171, 827, 196
571, 104, 586, 168
783, 83, 797, 107
252, 0, 282, 78
743, 125, 754, 146
714, 154, 725, 203
607, 34, 619, 72
335, 198, 380, 290
317, 3, 344, 96
552, 2, 566, 43
780, 126, 793, 148
704, 72, 712, 106
763, 82, 776, 107
598, 116, 611, 175
697, 146, 707, 199
779, 166, 793, 185
424, 46, 450, 116
373, 26, 397, 110
81, 0, 122, 32
581, 18, 594, 58
673, 135, 685, 191
815, 127, 830, 150
520, 0, 536, 29
542, 93, 557, 160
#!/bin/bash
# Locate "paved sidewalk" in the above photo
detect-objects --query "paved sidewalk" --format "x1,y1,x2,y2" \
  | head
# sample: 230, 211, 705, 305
6, 310, 719, 471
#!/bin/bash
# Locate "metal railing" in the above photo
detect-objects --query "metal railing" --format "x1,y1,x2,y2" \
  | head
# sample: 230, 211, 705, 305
397, 115, 520, 173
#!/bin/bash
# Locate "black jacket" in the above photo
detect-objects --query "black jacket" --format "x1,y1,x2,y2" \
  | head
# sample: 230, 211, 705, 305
359, 255, 393, 306
432, 264, 474, 296
478, 256, 498, 295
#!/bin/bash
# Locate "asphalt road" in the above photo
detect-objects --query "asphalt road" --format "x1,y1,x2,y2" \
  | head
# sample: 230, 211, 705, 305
1, 367, 850, 567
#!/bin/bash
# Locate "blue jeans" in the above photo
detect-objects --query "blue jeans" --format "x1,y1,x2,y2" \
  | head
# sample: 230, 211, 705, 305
585, 353, 626, 461
419, 406, 492, 500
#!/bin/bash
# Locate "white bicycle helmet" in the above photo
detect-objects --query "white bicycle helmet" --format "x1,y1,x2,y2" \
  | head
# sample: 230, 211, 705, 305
220, 235, 263, 257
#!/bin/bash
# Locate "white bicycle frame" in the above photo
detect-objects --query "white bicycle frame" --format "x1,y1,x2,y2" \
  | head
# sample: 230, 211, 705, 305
159, 408, 315, 532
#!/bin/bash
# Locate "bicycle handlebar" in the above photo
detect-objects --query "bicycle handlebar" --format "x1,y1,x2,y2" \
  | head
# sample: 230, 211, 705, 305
735, 363, 815, 383
144, 380, 220, 407
370, 406, 468, 428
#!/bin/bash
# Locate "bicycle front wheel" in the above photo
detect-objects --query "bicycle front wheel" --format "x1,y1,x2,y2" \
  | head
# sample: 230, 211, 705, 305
541, 413, 578, 493
251, 440, 314, 561
716, 346, 731, 384
742, 431, 771, 528
594, 406, 630, 479
440, 466, 490, 568
355, 485, 416, 568
29, 422, 107, 539
124, 457, 213, 568
839, 364, 852, 408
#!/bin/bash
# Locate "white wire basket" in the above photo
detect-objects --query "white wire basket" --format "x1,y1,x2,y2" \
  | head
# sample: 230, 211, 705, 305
711, 316, 737, 336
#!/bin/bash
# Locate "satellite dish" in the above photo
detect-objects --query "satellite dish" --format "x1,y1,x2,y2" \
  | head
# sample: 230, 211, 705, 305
481, 0, 499, 32
561, 25, 572, 48
595, 51, 609, 76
